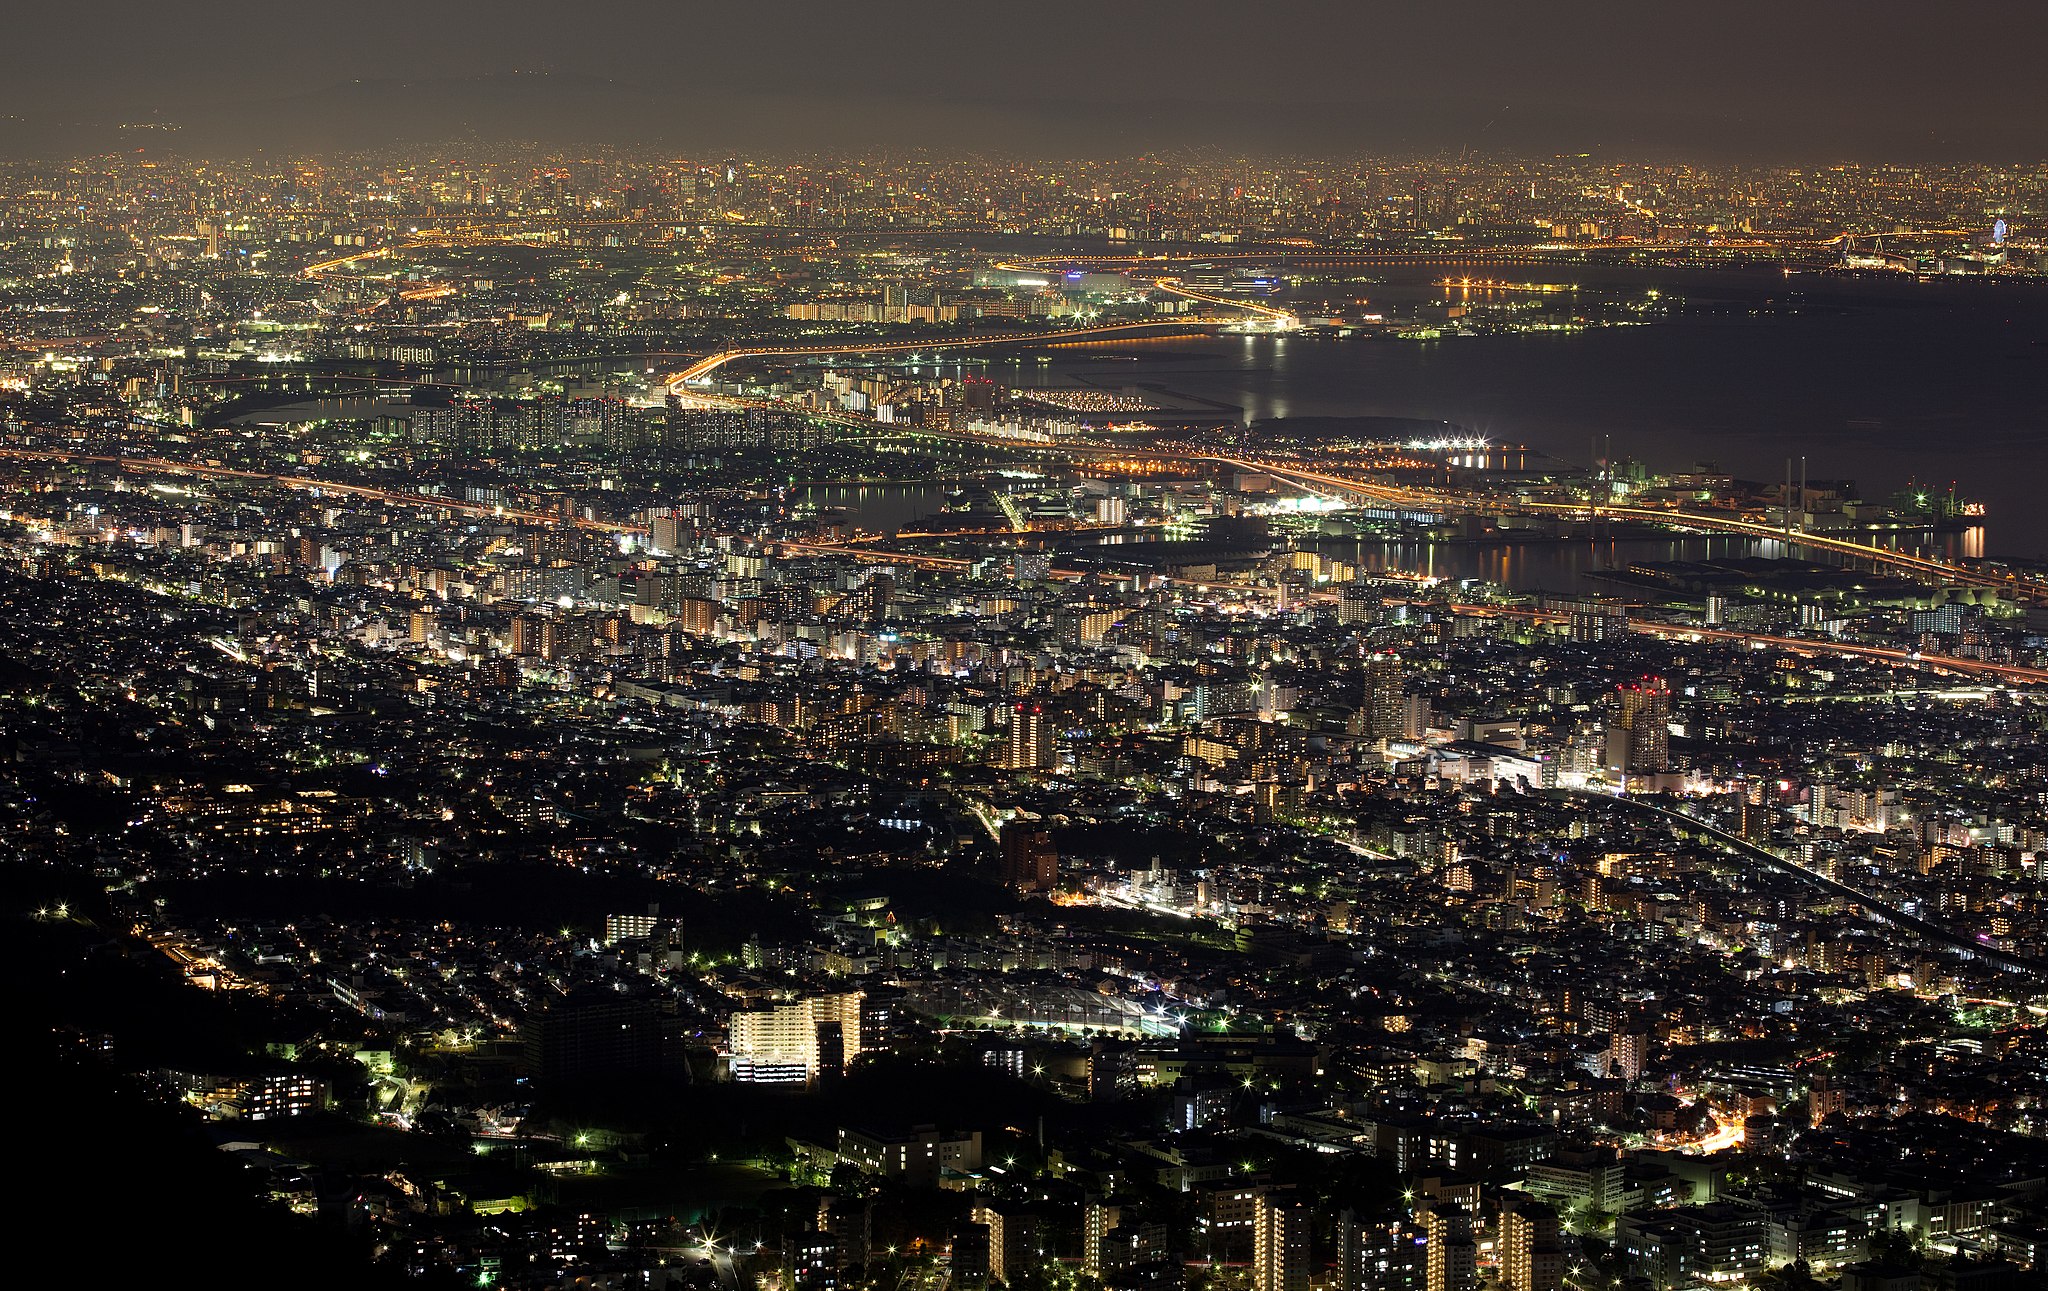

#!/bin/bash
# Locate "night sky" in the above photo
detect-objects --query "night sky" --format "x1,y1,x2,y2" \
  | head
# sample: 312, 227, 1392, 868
4, 0, 2045, 159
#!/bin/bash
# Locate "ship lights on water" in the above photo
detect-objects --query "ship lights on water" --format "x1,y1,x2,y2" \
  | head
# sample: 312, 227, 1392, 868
1406, 435, 1491, 452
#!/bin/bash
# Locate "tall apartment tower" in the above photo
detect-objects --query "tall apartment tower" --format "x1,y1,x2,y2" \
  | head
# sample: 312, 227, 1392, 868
1083, 1198, 1120, 1278
998, 703, 1053, 770
1360, 651, 1406, 743
1423, 1205, 1477, 1291
1607, 675, 1672, 774
1336, 1212, 1424, 1291
1254, 1191, 1310, 1291
999, 823, 1058, 894
1499, 1202, 1565, 1291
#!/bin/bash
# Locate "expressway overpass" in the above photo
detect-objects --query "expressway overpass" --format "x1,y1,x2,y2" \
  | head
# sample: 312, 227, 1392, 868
1527, 497, 2038, 602
639, 365, 2040, 608
300, 226, 625, 281
1010, 246, 1808, 270
1201, 455, 1450, 512
302, 231, 1817, 288
182, 282, 2035, 606
661, 319, 1219, 392
1453, 603, 2048, 687
770, 531, 2048, 686
1146, 276, 1297, 325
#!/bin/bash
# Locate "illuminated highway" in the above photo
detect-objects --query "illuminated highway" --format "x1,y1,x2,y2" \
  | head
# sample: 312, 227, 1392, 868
661, 320, 1219, 392
124, 232, 2048, 613
301, 246, 395, 277
1688, 1113, 1747, 1156
762, 533, 2048, 686
209, 275, 2048, 606
1599, 793, 2048, 977
1524, 498, 2001, 584
1139, 276, 1298, 327
1198, 455, 1447, 511
1456, 603, 2048, 686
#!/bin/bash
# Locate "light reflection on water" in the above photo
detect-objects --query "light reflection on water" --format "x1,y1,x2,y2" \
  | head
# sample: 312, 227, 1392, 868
798, 481, 1984, 596
796, 483, 958, 534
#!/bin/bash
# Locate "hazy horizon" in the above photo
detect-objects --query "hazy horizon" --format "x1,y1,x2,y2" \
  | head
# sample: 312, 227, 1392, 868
6, 0, 2048, 163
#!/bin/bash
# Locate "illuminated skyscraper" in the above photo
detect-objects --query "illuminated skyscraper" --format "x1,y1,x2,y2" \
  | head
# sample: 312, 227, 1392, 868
1084, 1198, 1120, 1277
1337, 1213, 1424, 1291
975, 1205, 1040, 1286
1403, 692, 1435, 741
1569, 602, 1628, 642
1254, 1191, 1310, 1291
1737, 786, 1773, 842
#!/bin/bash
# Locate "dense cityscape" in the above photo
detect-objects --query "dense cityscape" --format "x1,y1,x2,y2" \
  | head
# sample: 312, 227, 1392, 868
15, 19, 2048, 1291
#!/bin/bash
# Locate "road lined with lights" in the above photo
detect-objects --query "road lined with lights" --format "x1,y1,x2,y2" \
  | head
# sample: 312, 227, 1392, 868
991, 257, 1301, 329
1599, 794, 2048, 978
1457, 603, 2048, 685
771, 534, 2048, 684
314, 236, 2008, 599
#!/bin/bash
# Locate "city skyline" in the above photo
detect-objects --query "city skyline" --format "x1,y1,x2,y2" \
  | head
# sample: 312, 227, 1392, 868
14, 11, 2048, 1291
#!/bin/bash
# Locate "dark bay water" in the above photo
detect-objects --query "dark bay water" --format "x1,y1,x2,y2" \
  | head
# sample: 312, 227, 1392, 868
814, 266, 2048, 585
799, 480, 1989, 595
1006, 266, 2048, 561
